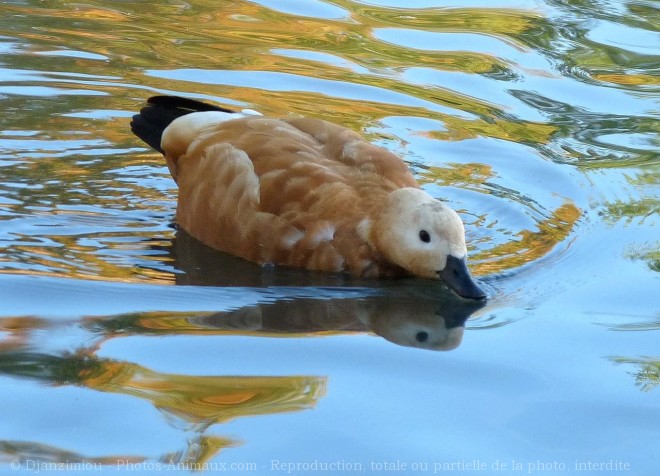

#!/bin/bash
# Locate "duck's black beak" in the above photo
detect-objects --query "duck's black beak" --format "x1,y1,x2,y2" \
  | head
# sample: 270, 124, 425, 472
438, 255, 486, 300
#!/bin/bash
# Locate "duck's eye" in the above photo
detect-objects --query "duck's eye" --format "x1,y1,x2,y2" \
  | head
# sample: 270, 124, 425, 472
416, 331, 429, 343
419, 230, 431, 243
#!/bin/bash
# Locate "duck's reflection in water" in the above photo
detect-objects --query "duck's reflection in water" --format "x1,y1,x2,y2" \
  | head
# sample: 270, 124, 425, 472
179, 293, 483, 351
88, 290, 482, 351
147, 228, 487, 351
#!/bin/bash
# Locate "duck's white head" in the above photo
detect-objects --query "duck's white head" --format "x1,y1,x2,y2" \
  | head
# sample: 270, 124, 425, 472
361, 187, 485, 300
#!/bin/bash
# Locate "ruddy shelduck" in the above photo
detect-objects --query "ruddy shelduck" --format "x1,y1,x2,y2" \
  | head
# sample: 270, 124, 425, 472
131, 96, 485, 300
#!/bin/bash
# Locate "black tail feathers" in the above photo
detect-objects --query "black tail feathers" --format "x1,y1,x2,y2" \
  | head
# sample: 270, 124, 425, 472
130, 96, 235, 154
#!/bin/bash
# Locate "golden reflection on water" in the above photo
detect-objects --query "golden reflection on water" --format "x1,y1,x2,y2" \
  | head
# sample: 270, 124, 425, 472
0, 317, 48, 352
473, 202, 581, 274
594, 73, 660, 87
0, 348, 326, 463
3, 1, 545, 128
81, 360, 326, 431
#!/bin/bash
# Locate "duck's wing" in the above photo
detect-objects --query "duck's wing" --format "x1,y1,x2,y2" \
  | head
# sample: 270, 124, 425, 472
174, 138, 308, 266
283, 116, 418, 189
166, 115, 386, 273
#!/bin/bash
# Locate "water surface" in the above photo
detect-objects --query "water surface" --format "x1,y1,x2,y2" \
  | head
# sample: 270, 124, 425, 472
0, 0, 658, 474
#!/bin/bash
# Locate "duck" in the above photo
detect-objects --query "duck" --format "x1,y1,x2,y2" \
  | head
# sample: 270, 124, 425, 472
131, 95, 485, 300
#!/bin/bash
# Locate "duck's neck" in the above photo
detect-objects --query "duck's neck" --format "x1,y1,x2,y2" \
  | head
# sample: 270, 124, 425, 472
359, 179, 399, 216
355, 184, 395, 250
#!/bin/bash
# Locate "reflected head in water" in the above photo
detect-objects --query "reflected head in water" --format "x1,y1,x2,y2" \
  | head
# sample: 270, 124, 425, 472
177, 290, 485, 352
131, 96, 485, 300
365, 294, 483, 351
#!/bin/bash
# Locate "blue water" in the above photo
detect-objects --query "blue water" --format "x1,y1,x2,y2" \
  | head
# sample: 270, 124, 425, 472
0, 0, 658, 474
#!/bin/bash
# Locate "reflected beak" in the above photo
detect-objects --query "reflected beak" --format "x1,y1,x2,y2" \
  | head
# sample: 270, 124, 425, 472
438, 255, 486, 300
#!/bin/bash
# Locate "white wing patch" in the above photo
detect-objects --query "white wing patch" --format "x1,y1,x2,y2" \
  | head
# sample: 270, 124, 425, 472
342, 140, 361, 162
309, 222, 336, 246
280, 228, 305, 250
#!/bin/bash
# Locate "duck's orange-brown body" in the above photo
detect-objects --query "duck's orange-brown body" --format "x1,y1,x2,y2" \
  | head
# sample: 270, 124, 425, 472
131, 96, 486, 300
171, 115, 419, 277
134, 97, 416, 277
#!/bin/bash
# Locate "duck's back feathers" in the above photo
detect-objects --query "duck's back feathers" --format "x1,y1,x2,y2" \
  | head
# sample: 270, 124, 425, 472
283, 117, 417, 188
